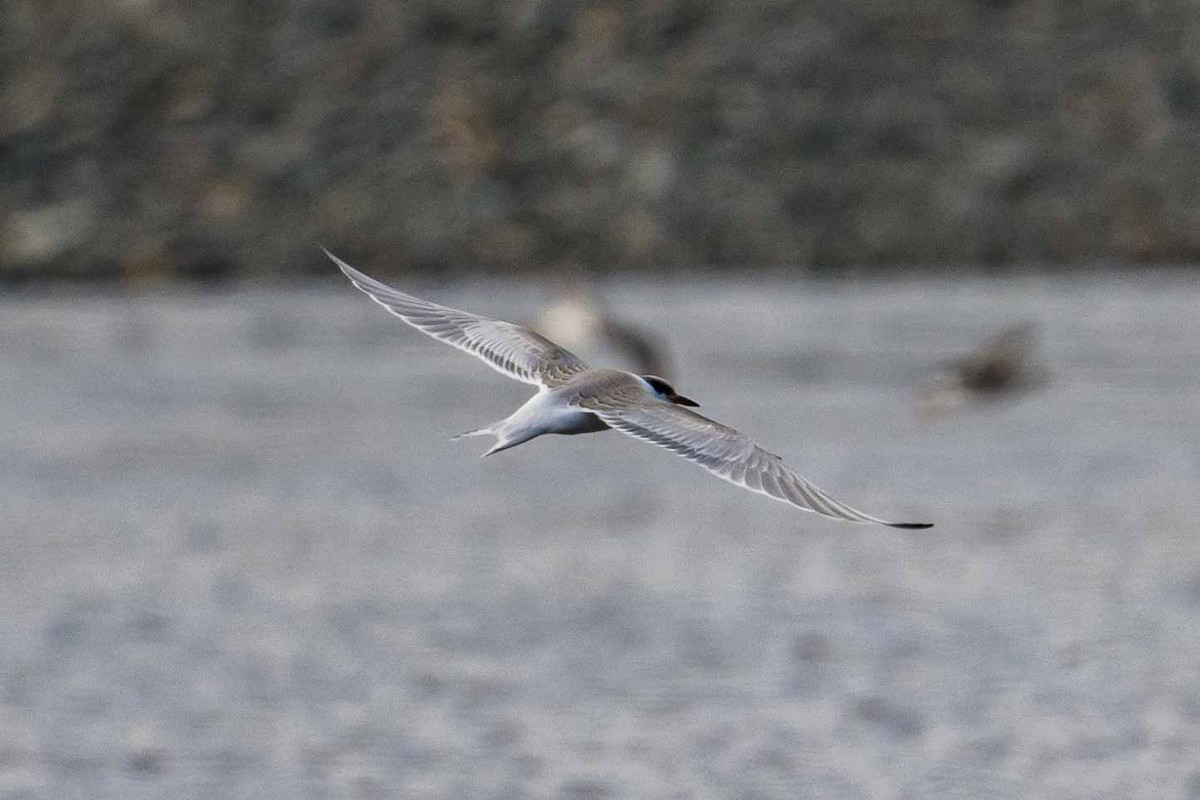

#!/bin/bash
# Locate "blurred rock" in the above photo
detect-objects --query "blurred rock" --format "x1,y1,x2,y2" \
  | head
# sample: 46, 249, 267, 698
2, 64, 64, 134
4, 0, 1200, 281
119, 237, 173, 286
2, 201, 96, 267
163, 64, 218, 123
426, 72, 500, 187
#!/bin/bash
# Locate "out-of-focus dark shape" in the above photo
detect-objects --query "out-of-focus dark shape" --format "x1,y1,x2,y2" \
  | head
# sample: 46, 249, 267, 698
533, 275, 673, 380
918, 322, 1045, 418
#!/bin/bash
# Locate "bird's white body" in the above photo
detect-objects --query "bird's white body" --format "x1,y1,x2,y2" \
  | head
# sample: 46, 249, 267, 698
461, 381, 611, 457
327, 249, 931, 529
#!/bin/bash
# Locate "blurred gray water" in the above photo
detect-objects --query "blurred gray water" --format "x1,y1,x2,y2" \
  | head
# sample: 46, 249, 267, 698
2, 273, 1199, 799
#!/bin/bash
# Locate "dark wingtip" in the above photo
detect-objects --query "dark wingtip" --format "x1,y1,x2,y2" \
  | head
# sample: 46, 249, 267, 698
888, 522, 934, 530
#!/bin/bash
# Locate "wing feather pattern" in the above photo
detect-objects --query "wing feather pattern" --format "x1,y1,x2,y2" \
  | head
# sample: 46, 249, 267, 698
327, 249, 589, 388
572, 375, 931, 529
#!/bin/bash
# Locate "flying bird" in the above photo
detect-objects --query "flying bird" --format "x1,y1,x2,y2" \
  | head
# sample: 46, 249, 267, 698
328, 249, 931, 529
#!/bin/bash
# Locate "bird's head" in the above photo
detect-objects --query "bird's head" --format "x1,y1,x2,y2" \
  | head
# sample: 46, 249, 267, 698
641, 375, 699, 407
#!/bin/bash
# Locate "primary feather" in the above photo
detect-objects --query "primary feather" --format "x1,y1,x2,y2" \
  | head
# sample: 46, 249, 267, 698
568, 371, 931, 529
327, 248, 590, 388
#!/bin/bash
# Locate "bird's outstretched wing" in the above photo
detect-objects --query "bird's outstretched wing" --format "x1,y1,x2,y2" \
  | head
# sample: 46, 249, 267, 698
328, 249, 590, 388
571, 375, 931, 529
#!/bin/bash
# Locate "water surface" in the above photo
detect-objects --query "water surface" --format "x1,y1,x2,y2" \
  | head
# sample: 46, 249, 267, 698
2, 273, 1198, 798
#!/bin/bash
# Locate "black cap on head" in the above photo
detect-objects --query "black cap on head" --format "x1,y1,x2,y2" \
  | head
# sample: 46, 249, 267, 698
643, 375, 699, 407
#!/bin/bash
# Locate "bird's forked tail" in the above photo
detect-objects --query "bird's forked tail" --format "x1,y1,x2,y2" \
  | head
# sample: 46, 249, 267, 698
451, 421, 533, 457
451, 423, 498, 440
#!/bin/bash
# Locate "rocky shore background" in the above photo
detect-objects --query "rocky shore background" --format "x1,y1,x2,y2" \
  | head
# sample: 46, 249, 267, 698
4, 0, 1200, 282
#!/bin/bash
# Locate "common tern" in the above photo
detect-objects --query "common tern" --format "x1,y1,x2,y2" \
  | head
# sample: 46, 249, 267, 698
328, 249, 931, 529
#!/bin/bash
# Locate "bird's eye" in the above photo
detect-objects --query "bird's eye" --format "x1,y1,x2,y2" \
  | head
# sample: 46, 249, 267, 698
643, 376, 673, 395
